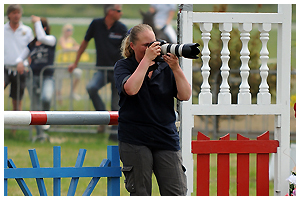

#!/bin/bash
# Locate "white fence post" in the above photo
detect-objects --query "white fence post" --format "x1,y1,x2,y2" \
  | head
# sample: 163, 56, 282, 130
273, 4, 291, 196
257, 23, 271, 105
179, 4, 292, 196
178, 4, 194, 196
218, 23, 232, 104
238, 23, 252, 105
199, 23, 212, 105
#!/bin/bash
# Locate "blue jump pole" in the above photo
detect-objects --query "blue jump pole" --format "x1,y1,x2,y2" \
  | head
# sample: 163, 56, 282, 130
107, 146, 120, 196
53, 146, 61, 196
4, 147, 7, 196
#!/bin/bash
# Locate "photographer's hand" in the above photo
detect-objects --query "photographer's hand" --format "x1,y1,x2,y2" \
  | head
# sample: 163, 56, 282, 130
163, 53, 179, 70
145, 41, 161, 62
163, 53, 191, 101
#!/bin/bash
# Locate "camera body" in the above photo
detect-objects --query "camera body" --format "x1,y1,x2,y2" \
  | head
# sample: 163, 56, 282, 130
149, 39, 200, 62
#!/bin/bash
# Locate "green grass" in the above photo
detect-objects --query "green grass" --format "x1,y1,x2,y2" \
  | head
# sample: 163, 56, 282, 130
4, 129, 160, 196
4, 129, 274, 196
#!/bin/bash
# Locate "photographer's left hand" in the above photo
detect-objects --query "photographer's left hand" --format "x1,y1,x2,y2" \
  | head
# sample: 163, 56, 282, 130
163, 53, 192, 101
163, 53, 180, 71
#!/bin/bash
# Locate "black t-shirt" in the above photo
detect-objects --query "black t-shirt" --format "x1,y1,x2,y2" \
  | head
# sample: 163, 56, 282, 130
84, 18, 127, 66
28, 40, 56, 76
114, 56, 180, 151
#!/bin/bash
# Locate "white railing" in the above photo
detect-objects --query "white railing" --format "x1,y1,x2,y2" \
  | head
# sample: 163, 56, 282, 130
179, 4, 292, 196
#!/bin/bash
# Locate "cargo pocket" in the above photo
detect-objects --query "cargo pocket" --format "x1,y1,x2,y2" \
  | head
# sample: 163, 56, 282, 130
182, 165, 186, 172
121, 165, 136, 193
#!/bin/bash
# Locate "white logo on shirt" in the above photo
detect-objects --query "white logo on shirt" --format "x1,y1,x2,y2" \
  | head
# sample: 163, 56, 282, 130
109, 32, 123, 39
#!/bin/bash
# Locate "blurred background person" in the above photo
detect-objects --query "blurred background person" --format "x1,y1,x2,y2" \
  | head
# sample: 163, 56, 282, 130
149, 4, 177, 44
58, 23, 80, 53
4, 4, 34, 112
16, 15, 56, 142
57, 24, 85, 102
68, 4, 127, 140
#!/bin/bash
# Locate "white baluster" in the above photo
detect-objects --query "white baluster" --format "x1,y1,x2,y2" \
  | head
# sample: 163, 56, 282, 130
238, 23, 252, 105
199, 23, 212, 104
257, 23, 271, 105
218, 23, 232, 104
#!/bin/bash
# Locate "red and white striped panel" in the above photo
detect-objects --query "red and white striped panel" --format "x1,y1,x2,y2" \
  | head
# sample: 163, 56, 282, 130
4, 111, 119, 126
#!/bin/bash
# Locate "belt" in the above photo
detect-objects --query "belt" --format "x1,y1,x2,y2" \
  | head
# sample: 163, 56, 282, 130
5, 65, 29, 76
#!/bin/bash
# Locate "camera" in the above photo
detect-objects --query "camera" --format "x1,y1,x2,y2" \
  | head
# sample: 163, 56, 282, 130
148, 39, 200, 62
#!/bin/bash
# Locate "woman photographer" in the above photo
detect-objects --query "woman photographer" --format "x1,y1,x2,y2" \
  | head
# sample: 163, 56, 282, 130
16, 15, 56, 140
114, 24, 191, 196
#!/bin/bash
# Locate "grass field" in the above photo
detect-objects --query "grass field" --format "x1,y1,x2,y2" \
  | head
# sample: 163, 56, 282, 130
4, 129, 275, 196
4, 129, 129, 196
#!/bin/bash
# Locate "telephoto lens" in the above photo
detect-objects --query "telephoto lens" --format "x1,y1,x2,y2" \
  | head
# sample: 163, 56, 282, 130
160, 43, 200, 59
148, 40, 200, 61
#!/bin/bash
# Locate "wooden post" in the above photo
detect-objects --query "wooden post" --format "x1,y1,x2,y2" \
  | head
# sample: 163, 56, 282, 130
256, 132, 271, 196
107, 146, 120, 196
199, 22, 213, 105
4, 147, 7, 196
29, 149, 47, 196
192, 132, 279, 196
237, 134, 250, 196
196, 132, 210, 196
4, 146, 121, 196
217, 134, 230, 196
7, 159, 32, 196
53, 146, 61, 196
179, 5, 195, 196
67, 149, 87, 196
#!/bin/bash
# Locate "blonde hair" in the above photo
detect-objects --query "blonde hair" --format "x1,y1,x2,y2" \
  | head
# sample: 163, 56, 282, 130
62, 23, 73, 33
121, 24, 153, 58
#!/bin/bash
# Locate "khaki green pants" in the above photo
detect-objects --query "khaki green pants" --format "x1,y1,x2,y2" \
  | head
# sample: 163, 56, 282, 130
119, 141, 187, 196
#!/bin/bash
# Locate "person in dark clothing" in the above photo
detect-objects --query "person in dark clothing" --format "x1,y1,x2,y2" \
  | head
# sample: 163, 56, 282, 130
114, 24, 191, 196
16, 15, 56, 141
68, 4, 127, 138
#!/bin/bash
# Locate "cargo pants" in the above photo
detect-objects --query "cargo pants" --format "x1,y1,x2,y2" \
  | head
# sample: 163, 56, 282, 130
119, 141, 187, 196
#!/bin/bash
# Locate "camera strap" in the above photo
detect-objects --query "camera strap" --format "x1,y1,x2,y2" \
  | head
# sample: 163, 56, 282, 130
147, 63, 159, 75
